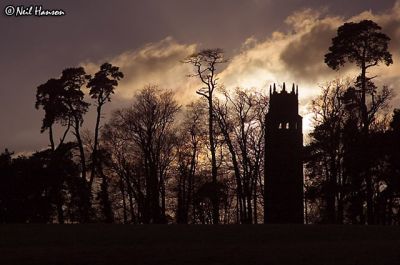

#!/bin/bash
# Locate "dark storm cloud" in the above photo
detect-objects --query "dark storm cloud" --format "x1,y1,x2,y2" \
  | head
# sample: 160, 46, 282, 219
0, 0, 397, 152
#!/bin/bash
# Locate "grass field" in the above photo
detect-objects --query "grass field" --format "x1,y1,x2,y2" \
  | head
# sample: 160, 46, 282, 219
0, 224, 400, 265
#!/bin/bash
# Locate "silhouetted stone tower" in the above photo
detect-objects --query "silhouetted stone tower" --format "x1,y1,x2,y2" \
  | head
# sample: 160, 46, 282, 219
264, 83, 303, 224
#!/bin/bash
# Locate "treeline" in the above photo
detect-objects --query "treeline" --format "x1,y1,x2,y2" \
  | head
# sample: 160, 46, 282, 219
0, 52, 268, 224
305, 20, 400, 225
305, 80, 400, 225
0, 83, 267, 224
1, 20, 399, 224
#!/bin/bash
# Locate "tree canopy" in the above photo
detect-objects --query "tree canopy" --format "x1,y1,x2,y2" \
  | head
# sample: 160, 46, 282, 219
325, 20, 392, 71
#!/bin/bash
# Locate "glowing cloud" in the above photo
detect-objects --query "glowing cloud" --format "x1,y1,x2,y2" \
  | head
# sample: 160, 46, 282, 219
81, 37, 199, 104
81, 1, 400, 132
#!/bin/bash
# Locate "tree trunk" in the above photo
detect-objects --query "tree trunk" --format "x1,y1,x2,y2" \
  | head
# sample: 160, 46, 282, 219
74, 117, 91, 222
119, 179, 128, 224
188, 144, 197, 224
49, 125, 55, 151
99, 169, 113, 223
253, 178, 258, 224
360, 61, 374, 225
56, 201, 64, 224
327, 158, 337, 223
74, 119, 87, 181
208, 97, 219, 224
160, 170, 166, 223
90, 103, 102, 188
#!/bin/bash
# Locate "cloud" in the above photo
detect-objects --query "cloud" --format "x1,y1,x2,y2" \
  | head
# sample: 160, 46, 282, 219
219, 9, 343, 102
81, 37, 199, 105
215, 2, 400, 134
80, 1, 400, 130
280, 10, 342, 82
219, 2, 400, 107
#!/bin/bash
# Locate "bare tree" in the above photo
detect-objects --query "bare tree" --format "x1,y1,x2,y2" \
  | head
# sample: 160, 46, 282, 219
102, 86, 179, 223
183, 48, 227, 224
306, 78, 393, 224
214, 88, 267, 223
175, 101, 207, 223
305, 79, 348, 223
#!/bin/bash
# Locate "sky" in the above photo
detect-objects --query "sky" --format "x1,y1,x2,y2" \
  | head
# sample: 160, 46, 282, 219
1, 0, 399, 153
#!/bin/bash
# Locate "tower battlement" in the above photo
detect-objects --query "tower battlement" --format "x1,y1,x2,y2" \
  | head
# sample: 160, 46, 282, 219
267, 83, 302, 132
270, 82, 298, 96
269, 83, 299, 115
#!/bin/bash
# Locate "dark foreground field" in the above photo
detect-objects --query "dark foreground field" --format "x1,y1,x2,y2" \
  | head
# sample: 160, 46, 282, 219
0, 225, 400, 265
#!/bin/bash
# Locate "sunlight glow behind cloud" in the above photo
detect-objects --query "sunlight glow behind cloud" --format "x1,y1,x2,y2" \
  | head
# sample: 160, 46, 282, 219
80, 1, 400, 134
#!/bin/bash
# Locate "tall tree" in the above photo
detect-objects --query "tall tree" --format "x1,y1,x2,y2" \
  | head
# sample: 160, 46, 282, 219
36, 68, 91, 222
325, 20, 392, 132
325, 20, 393, 224
60, 67, 91, 182
87, 62, 124, 186
87, 63, 123, 223
59, 67, 91, 222
183, 48, 227, 224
